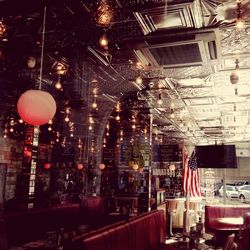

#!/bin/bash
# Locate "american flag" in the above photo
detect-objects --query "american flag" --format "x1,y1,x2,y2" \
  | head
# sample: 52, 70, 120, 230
183, 148, 202, 197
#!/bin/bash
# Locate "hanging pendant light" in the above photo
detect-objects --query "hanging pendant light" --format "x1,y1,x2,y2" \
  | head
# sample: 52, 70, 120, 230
230, 59, 240, 85
17, 7, 57, 126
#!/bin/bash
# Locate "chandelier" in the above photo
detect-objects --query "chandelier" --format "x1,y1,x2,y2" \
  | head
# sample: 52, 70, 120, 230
94, 0, 114, 27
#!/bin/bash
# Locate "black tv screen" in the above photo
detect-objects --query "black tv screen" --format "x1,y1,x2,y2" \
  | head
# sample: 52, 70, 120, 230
195, 145, 237, 168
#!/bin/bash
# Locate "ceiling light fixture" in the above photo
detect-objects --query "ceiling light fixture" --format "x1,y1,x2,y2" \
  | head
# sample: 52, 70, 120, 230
99, 33, 108, 48
136, 75, 143, 85
17, 7, 57, 126
55, 76, 62, 90
115, 114, 120, 121
65, 115, 69, 122
236, 0, 245, 30
230, 59, 240, 95
54, 62, 68, 75
92, 101, 97, 109
230, 59, 240, 85
27, 56, 36, 69
94, 0, 114, 27
0, 20, 6, 37
157, 93, 163, 105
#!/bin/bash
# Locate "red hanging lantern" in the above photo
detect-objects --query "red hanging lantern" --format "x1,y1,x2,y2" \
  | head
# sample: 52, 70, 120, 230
77, 163, 84, 170
44, 163, 51, 169
17, 90, 56, 126
99, 163, 105, 170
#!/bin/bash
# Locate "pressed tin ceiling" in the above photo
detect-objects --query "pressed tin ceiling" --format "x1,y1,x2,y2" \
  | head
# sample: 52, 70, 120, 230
1, 0, 250, 145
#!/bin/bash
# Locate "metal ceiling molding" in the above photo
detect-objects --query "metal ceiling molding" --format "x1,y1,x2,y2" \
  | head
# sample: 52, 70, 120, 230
0, 0, 250, 144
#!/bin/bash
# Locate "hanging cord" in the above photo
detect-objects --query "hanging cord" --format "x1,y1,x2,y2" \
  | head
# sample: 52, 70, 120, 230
39, 6, 47, 90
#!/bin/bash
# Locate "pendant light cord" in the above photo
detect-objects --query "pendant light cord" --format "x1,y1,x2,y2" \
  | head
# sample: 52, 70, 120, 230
39, 6, 47, 90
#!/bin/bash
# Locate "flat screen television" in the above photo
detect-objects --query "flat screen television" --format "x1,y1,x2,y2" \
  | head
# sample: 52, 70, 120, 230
195, 145, 237, 168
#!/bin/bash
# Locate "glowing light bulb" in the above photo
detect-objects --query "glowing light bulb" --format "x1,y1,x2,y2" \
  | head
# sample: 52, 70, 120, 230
48, 126, 52, 131
65, 116, 69, 122
19, 119, 23, 123
92, 102, 97, 108
157, 99, 163, 105
99, 34, 108, 47
236, 18, 245, 29
115, 115, 120, 121
132, 124, 136, 129
3, 134, 7, 138
136, 76, 143, 85
70, 133, 74, 137
93, 88, 98, 95
55, 80, 62, 89
89, 117, 94, 124
9, 127, 13, 133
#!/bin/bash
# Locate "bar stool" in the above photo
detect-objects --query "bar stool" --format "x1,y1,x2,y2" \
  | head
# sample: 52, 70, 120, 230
183, 201, 198, 231
167, 200, 178, 236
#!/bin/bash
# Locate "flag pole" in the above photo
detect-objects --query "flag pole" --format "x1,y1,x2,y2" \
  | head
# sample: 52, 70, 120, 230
182, 145, 190, 233
183, 190, 190, 233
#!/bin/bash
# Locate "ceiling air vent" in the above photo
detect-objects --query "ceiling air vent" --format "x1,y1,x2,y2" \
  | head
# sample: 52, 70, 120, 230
133, 29, 221, 68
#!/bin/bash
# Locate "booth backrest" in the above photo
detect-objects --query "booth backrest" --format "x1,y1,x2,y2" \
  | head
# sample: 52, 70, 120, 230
205, 205, 250, 232
83, 196, 106, 217
6, 196, 108, 246
6, 203, 81, 245
75, 209, 166, 250
243, 212, 250, 228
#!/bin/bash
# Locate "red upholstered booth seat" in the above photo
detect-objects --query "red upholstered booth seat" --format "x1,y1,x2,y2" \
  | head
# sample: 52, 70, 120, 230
205, 205, 250, 233
6, 196, 108, 246
243, 212, 250, 228
6, 203, 81, 245
72, 210, 167, 250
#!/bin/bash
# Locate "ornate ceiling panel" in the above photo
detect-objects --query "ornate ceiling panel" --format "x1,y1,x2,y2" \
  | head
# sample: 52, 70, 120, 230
2, 0, 250, 145
163, 66, 214, 79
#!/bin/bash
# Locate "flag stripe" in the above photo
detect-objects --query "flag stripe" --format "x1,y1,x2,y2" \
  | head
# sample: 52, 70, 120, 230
183, 148, 202, 197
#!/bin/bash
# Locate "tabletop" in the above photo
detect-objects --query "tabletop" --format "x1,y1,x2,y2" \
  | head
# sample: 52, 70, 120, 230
216, 217, 244, 226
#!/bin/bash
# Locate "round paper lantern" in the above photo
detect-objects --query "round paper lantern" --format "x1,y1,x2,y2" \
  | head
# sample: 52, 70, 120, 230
230, 70, 239, 84
77, 163, 84, 170
99, 163, 105, 170
44, 163, 51, 169
132, 163, 139, 170
27, 56, 36, 69
169, 164, 176, 171
17, 90, 56, 126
